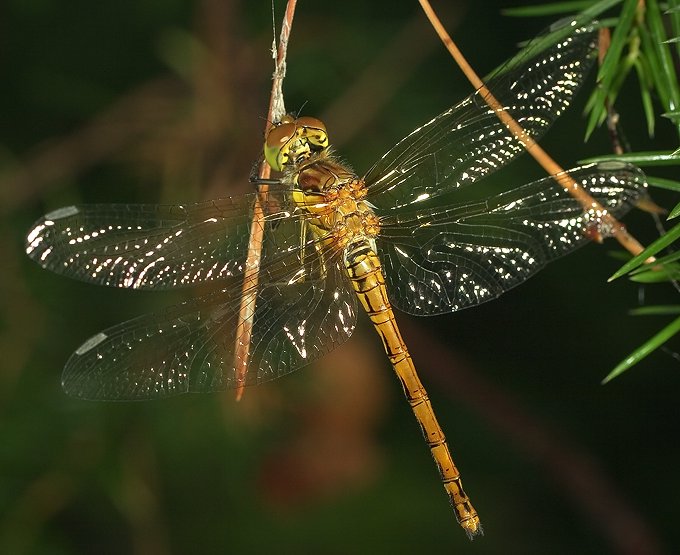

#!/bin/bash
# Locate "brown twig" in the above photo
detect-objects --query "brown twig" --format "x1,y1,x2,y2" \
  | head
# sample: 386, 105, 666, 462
417, 0, 648, 258
412, 4, 665, 548
233, 0, 297, 401
599, 28, 627, 157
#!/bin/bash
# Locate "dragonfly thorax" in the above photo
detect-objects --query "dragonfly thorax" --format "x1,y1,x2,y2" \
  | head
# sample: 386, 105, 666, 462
288, 153, 380, 250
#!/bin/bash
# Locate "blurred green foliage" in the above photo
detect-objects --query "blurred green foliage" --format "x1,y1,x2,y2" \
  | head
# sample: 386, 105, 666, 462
2, 1, 680, 554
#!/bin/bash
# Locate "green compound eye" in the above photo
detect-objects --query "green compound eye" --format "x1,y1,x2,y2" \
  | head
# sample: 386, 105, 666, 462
263, 116, 329, 171
264, 120, 297, 171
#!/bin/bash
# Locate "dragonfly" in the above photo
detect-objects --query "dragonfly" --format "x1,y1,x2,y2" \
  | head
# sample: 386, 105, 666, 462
26, 25, 648, 538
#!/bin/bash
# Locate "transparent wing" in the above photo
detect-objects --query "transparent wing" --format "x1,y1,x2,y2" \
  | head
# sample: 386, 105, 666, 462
61, 238, 358, 400
376, 162, 648, 316
364, 26, 597, 210
25, 185, 322, 290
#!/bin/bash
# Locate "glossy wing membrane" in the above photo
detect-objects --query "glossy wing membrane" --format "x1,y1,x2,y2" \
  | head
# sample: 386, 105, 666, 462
365, 26, 597, 211
26, 23, 646, 400
61, 239, 357, 399
376, 162, 647, 316
26, 186, 319, 290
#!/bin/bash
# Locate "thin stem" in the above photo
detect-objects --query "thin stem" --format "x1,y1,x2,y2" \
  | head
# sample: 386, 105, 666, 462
234, 0, 297, 401
417, 0, 648, 258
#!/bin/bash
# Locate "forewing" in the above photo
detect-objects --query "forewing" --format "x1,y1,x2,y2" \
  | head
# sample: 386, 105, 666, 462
26, 186, 319, 290
365, 26, 597, 210
61, 239, 358, 400
376, 162, 647, 315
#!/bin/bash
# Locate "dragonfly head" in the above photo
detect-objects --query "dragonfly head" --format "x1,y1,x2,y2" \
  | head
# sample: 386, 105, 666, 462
264, 115, 328, 172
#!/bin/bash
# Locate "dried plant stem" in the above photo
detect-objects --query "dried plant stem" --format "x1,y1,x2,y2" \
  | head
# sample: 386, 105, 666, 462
234, 0, 297, 401
417, 0, 647, 258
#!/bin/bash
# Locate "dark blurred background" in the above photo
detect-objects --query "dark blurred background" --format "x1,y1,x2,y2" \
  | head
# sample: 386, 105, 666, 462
2, 1, 679, 553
